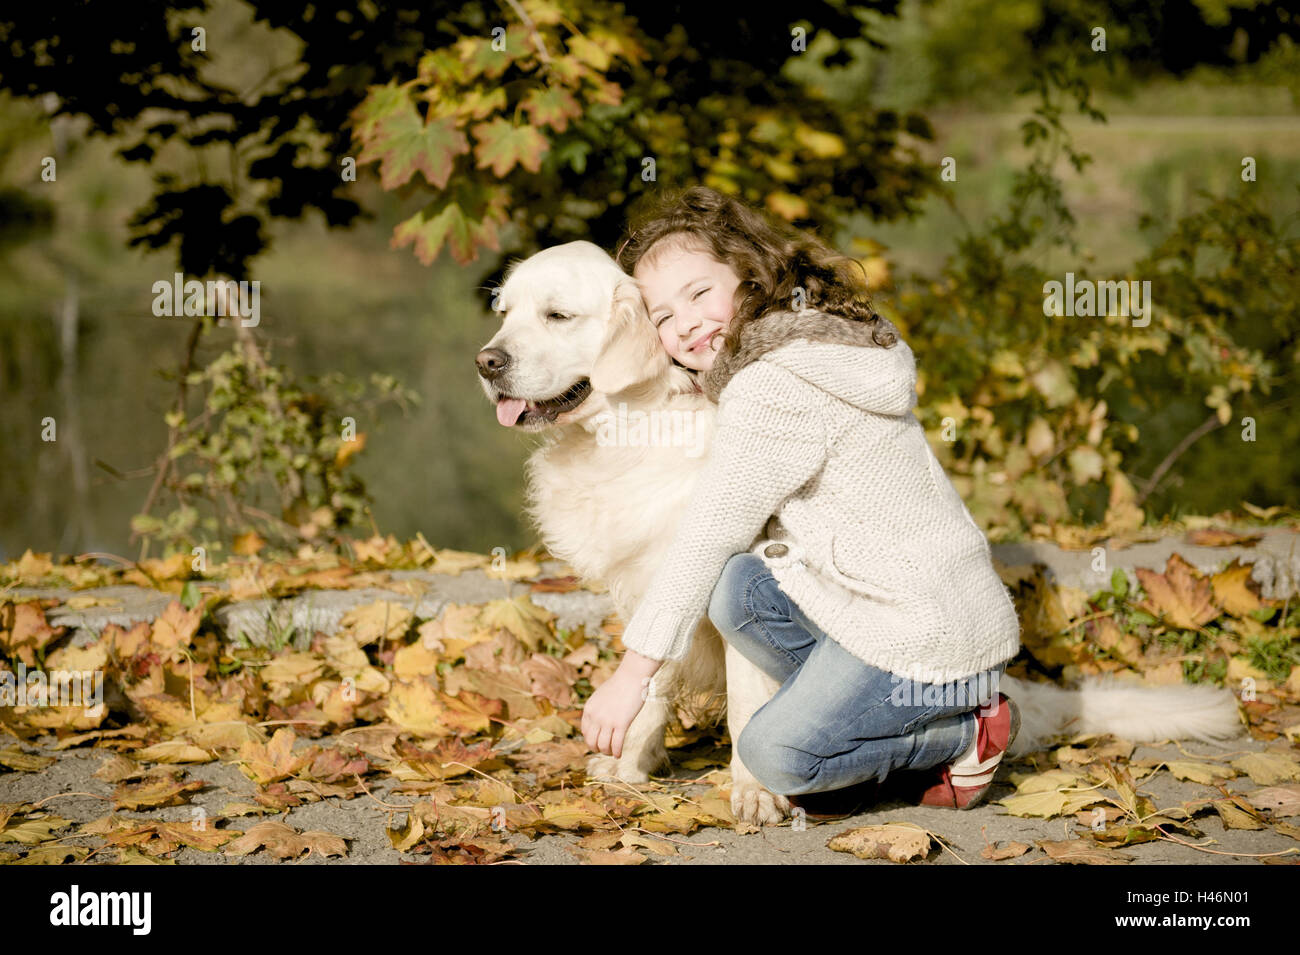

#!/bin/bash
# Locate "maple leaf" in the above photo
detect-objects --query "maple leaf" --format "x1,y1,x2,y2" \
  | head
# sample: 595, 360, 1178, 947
100, 820, 235, 855
355, 91, 469, 190
302, 747, 369, 784
235, 727, 315, 786
385, 680, 450, 737
1210, 559, 1265, 616
444, 85, 508, 121
478, 595, 554, 651
340, 600, 413, 645
112, 774, 204, 811
392, 185, 509, 265
521, 85, 581, 132
2, 601, 64, 664
350, 79, 414, 142
471, 118, 549, 177
224, 820, 348, 860
1135, 553, 1220, 630
150, 599, 201, 651
455, 30, 527, 80
522, 652, 578, 707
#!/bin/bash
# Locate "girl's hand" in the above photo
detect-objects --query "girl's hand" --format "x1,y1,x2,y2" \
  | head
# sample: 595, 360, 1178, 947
581, 669, 649, 758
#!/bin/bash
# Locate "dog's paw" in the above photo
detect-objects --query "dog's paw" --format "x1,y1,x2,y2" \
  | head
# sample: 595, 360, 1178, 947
730, 778, 790, 826
585, 754, 651, 784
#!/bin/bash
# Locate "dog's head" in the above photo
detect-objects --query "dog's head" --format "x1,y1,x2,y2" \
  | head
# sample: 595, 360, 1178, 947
476, 240, 690, 431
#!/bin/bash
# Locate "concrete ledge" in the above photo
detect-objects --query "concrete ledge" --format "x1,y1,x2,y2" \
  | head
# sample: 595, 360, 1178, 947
7, 529, 1296, 648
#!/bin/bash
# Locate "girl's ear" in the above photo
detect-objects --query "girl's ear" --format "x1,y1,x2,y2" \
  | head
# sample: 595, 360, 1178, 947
590, 277, 670, 394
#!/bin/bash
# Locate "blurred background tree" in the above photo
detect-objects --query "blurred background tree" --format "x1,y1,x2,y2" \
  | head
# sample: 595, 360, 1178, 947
0, 0, 1296, 562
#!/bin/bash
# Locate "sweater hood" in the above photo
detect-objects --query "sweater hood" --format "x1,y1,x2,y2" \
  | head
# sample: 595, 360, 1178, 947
699, 308, 917, 415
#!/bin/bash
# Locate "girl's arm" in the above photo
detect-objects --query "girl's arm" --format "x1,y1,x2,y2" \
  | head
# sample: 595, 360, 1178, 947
616, 360, 829, 662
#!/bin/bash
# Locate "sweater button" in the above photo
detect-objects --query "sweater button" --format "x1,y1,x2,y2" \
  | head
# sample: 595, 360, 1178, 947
764, 543, 789, 558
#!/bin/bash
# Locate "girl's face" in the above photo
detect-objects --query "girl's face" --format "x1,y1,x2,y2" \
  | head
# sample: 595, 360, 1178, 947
633, 239, 740, 373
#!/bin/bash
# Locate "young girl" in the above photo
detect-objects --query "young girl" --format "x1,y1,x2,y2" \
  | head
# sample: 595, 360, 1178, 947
579, 186, 1023, 817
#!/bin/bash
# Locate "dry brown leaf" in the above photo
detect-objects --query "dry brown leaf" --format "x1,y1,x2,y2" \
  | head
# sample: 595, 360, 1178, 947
1089, 617, 1144, 668
384, 680, 449, 737
224, 820, 348, 859
341, 600, 414, 645
93, 753, 142, 783
0, 747, 55, 772
1035, 837, 1133, 864
1243, 784, 1300, 817
1187, 528, 1263, 547
1165, 760, 1234, 785
150, 600, 201, 651
827, 823, 932, 862
1231, 751, 1300, 786
112, 774, 204, 810
1135, 554, 1220, 630
478, 596, 554, 652
133, 739, 215, 764
981, 841, 1032, 860
530, 576, 582, 593
1212, 797, 1267, 830
571, 845, 647, 865
522, 652, 578, 707
428, 549, 491, 575
235, 727, 315, 785
1211, 560, 1265, 616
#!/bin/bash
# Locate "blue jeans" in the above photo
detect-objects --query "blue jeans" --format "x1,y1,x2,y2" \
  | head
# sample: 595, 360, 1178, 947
707, 551, 1005, 796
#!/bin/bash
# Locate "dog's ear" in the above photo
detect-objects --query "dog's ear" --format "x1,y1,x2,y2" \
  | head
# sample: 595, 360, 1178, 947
589, 277, 669, 394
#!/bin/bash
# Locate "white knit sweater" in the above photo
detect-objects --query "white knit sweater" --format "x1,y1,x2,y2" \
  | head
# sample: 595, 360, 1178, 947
617, 332, 1022, 685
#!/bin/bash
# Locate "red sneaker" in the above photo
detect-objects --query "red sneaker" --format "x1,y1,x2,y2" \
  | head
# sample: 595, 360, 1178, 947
913, 693, 1020, 810
786, 779, 880, 822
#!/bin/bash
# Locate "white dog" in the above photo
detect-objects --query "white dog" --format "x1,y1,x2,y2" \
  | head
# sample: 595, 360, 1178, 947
476, 240, 1246, 826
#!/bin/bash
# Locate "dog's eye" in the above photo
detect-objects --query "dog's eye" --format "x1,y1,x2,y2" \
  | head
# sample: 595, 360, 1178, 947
546, 310, 571, 321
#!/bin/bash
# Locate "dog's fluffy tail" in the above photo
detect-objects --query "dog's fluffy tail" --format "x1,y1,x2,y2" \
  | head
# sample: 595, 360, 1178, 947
999, 674, 1246, 758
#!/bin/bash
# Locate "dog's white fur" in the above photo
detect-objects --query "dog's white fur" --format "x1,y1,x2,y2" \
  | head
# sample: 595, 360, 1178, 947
477, 240, 1246, 825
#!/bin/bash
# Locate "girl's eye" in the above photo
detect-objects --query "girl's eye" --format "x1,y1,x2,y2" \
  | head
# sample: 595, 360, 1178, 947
654, 314, 669, 328
692, 287, 709, 300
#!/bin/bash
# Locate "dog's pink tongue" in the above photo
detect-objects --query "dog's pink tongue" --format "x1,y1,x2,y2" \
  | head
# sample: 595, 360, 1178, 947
496, 397, 527, 427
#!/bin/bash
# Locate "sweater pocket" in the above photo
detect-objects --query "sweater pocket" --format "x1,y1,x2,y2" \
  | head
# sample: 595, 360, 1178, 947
827, 533, 902, 605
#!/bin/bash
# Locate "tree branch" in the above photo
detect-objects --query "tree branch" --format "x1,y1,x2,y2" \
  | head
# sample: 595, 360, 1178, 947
1136, 412, 1222, 507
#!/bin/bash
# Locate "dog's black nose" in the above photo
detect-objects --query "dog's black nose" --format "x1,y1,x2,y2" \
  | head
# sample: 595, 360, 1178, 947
476, 347, 509, 380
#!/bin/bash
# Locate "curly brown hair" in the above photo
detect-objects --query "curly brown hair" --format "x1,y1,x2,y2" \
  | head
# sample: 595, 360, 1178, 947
614, 186, 897, 361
